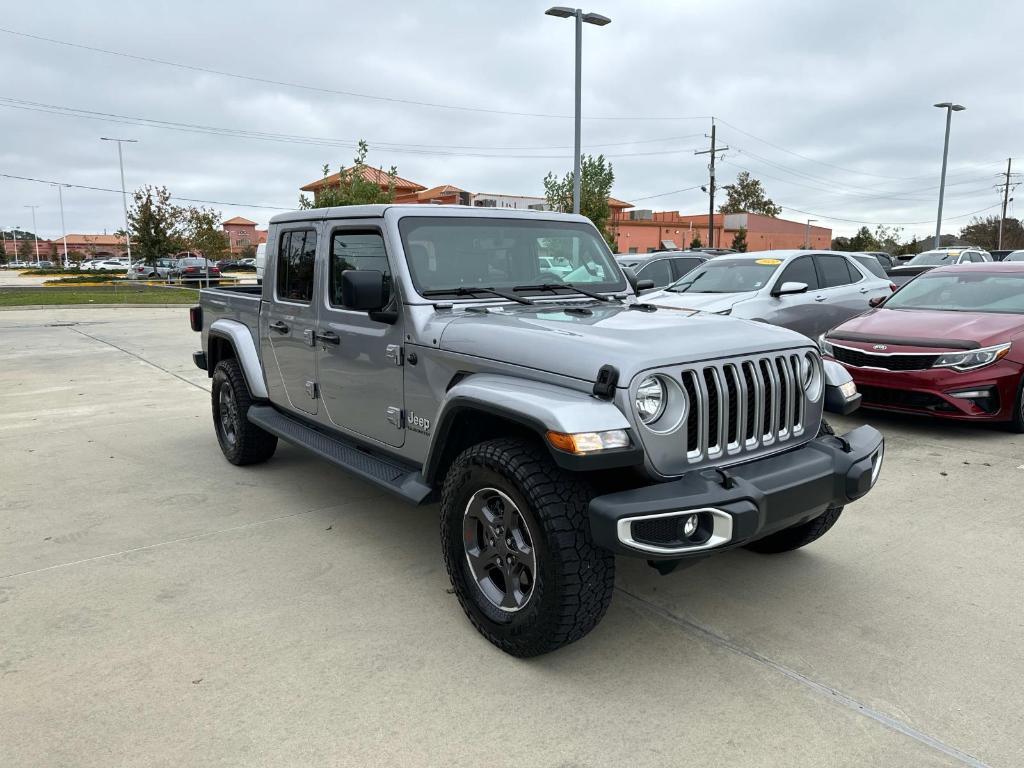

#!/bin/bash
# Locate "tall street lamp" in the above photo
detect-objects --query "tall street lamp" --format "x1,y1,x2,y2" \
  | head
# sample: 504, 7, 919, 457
24, 205, 40, 264
101, 137, 138, 268
54, 184, 70, 267
933, 102, 965, 249
545, 6, 611, 215
804, 219, 817, 249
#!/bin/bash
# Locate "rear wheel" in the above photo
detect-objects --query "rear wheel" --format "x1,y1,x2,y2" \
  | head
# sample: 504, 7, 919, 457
440, 438, 615, 657
211, 359, 277, 465
744, 419, 844, 554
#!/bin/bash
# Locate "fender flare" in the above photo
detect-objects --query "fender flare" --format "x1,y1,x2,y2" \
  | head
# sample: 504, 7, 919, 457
209, 319, 268, 399
423, 373, 641, 482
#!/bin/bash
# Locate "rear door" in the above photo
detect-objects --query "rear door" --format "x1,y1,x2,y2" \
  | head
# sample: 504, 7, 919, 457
812, 254, 877, 336
315, 222, 405, 448
263, 226, 320, 415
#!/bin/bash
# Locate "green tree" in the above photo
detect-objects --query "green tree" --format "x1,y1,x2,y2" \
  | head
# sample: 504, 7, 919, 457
18, 236, 34, 261
731, 226, 748, 253
239, 244, 257, 260
127, 186, 185, 263
48, 241, 59, 262
299, 140, 398, 209
872, 224, 905, 254
690, 234, 703, 249
847, 226, 879, 252
831, 236, 852, 251
543, 153, 616, 247
719, 171, 781, 217
181, 207, 229, 262
960, 215, 1024, 250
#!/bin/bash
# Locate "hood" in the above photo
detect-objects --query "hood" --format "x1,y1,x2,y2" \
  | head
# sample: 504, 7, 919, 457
829, 307, 1024, 350
438, 301, 811, 384
642, 289, 754, 314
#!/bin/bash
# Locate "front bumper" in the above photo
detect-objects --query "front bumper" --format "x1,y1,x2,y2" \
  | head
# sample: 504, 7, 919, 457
839, 359, 1022, 422
589, 425, 883, 560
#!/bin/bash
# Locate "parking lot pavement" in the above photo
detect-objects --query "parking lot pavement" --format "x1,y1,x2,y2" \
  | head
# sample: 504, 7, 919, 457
1, 307, 1021, 768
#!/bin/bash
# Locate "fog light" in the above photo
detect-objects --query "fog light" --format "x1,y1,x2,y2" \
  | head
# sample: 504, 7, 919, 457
949, 389, 992, 399
681, 513, 699, 538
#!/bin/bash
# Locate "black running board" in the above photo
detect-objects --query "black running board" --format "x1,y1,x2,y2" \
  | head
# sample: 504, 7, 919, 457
247, 405, 434, 504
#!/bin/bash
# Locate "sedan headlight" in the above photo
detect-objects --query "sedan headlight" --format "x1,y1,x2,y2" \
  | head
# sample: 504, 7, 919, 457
933, 343, 1011, 371
818, 334, 834, 356
635, 376, 667, 424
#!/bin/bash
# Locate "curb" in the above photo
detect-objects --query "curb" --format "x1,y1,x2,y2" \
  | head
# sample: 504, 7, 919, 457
0, 304, 192, 311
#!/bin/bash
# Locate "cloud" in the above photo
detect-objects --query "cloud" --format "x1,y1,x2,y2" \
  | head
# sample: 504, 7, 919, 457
0, 0, 1020, 240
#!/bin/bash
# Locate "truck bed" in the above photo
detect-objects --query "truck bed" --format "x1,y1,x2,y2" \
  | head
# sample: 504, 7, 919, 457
200, 284, 262, 337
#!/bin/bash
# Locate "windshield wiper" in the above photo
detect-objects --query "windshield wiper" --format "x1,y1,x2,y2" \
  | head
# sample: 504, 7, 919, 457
512, 283, 616, 302
421, 286, 535, 305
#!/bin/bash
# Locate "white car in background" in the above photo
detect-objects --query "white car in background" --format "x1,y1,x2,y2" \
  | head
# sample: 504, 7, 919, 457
255, 243, 266, 282
82, 258, 128, 272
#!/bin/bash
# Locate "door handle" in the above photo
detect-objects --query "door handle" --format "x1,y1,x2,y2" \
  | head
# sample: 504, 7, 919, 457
859, 287, 870, 294
315, 331, 341, 345
269, 320, 289, 333
814, 295, 827, 302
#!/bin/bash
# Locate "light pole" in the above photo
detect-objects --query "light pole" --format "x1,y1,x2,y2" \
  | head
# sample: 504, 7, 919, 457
24, 205, 40, 264
100, 137, 138, 268
545, 6, 611, 215
933, 102, 965, 249
54, 184, 70, 267
804, 219, 817, 249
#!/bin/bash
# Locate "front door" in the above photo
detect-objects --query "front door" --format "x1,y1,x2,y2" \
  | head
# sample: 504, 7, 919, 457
264, 226, 319, 415
315, 224, 405, 448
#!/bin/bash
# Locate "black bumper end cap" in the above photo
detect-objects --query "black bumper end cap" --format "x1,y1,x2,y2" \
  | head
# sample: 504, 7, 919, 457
825, 386, 862, 415
192, 351, 207, 371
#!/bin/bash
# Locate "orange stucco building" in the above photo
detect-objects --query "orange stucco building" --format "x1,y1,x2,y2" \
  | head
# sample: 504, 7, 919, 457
611, 210, 831, 253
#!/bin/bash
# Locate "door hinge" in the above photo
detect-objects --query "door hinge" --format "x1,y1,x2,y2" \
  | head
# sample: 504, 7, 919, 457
303, 328, 316, 347
385, 344, 403, 366
385, 406, 404, 428
305, 380, 319, 399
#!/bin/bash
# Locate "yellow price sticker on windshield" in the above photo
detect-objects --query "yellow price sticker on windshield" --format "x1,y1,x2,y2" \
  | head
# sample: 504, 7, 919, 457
755, 258, 782, 265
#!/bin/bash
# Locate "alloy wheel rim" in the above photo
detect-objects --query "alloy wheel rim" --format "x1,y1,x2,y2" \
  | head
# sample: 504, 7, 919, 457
219, 385, 238, 446
462, 488, 536, 612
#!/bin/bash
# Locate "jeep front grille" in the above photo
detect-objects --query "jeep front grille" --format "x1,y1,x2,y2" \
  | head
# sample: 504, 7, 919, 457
632, 351, 821, 477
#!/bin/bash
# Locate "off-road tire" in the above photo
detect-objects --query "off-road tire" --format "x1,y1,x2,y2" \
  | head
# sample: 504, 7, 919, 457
211, 359, 277, 465
1008, 376, 1024, 433
440, 438, 615, 657
744, 419, 844, 554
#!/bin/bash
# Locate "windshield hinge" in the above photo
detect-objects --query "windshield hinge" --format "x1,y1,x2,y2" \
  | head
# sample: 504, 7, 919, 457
593, 365, 619, 400
386, 344, 403, 366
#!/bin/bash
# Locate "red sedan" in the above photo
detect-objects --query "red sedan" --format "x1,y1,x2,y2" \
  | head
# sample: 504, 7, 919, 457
821, 263, 1024, 431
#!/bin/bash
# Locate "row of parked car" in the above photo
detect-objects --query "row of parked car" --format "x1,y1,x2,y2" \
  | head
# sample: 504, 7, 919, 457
616, 247, 1024, 431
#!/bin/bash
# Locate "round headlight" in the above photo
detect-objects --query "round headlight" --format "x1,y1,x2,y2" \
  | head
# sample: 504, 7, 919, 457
635, 376, 667, 424
802, 352, 823, 402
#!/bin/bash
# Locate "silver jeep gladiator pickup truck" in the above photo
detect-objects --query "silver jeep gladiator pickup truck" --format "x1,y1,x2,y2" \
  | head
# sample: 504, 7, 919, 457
190, 204, 882, 657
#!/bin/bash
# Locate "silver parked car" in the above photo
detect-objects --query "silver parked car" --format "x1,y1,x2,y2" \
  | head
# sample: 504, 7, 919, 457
615, 251, 707, 290
645, 250, 893, 340
128, 257, 178, 280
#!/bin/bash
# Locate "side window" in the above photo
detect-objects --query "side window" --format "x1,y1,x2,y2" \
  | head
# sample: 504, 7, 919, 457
329, 230, 392, 307
637, 259, 674, 287
276, 229, 317, 303
777, 256, 819, 290
670, 257, 702, 279
856, 257, 887, 279
816, 255, 856, 288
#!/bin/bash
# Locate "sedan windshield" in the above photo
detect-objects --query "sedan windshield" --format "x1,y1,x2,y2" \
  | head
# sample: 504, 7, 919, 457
667, 258, 779, 293
399, 217, 625, 296
885, 272, 1024, 314
1005, 251, 1024, 262
908, 251, 957, 266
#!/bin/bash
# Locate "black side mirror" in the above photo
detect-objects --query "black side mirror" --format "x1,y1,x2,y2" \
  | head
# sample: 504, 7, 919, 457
341, 270, 386, 311
621, 266, 638, 291
868, 296, 886, 308
636, 279, 656, 292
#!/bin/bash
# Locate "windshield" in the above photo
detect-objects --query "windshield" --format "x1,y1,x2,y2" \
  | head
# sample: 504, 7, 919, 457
885, 272, 1024, 314
667, 258, 779, 293
399, 217, 625, 296
1005, 252, 1024, 262
908, 251, 957, 266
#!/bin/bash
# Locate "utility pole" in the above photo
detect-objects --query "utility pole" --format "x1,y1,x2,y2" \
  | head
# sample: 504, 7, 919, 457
804, 219, 817, 249
101, 137, 138, 268
997, 158, 1013, 250
695, 119, 728, 248
55, 185, 69, 267
24, 205, 40, 264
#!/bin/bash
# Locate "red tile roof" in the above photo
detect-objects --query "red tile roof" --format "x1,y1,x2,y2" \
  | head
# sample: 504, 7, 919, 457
301, 167, 425, 193
607, 197, 634, 209
223, 216, 257, 226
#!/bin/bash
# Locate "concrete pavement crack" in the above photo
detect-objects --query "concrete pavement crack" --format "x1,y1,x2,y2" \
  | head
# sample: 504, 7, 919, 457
69, 326, 209, 392
616, 586, 992, 768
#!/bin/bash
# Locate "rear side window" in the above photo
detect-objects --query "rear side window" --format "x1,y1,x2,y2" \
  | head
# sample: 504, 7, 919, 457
816, 255, 857, 288
854, 255, 887, 278
276, 229, 317, 303
637, 259, 673, 287
777, 256, 819, 290
329, 230, 392, 307
670, 257, 703, 279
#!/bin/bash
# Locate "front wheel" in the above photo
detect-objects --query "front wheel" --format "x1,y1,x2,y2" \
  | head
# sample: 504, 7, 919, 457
211, 359, 277, 465
440, 438, 615, 657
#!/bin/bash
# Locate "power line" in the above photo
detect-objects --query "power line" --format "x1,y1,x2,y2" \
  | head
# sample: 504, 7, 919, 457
0, 171, 291, 210
776, 202, 1001, 227
626, 185, 704, 202
0, 26, 711, 122
0, 97, 704, 159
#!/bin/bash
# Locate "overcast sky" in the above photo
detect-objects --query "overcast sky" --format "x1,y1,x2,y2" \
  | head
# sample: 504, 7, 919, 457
0, 0, 1020, 241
